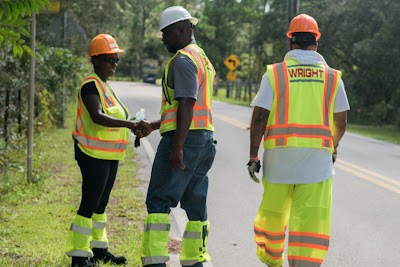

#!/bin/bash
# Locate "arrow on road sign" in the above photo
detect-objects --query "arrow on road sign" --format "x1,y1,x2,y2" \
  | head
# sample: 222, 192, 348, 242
224, 54, 241, 71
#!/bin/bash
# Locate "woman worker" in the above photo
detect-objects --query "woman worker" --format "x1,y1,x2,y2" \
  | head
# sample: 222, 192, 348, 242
65, 34, 147, 267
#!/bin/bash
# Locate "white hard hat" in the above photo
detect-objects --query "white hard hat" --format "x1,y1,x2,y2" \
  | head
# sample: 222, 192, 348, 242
156, 6, 198, 38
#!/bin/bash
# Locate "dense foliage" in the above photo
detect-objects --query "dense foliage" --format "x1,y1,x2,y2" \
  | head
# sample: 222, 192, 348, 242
0, 0, 49, 57
1, 0, 399, 184
36, 0, 397, 126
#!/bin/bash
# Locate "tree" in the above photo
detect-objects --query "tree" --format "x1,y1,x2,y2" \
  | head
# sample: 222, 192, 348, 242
0, 0, 49, 57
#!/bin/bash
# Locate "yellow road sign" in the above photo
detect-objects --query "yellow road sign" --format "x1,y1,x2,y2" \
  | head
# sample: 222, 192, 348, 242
41, 0, 61, 14
227, 70, 237, 81
224, 54, 241, 71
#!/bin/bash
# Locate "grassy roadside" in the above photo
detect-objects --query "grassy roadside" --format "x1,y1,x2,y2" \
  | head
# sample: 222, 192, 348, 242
346, 124, 400, 144
0, 105, 146, 267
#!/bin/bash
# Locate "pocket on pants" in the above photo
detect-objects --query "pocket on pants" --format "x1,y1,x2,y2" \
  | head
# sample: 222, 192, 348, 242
182, 143, 204, 172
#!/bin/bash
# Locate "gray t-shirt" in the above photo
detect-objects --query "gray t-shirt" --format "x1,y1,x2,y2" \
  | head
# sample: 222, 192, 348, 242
167, 54, 198, 100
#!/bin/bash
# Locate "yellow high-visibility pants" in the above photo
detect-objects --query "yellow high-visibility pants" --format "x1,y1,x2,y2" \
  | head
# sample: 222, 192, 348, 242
254, 178, 332, 267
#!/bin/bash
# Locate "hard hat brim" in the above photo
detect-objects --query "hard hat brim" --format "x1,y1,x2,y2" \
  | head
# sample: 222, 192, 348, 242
156, 17, 198, 38
88, 49, 125, 58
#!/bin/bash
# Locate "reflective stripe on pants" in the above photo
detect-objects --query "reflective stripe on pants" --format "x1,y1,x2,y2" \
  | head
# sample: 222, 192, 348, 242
90, 212, 108, 249
65, 214, 93, 258
254, 178, 332, 267
180, 221, 212, 266
141, 213, 171, 266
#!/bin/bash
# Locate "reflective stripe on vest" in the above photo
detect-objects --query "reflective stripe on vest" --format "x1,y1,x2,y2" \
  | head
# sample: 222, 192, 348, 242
264, 61, 340, 150
72, 74, 129, 160
159, 44, 215, 134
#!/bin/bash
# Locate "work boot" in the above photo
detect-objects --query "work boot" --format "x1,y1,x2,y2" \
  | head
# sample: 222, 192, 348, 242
92, 248, 127, 265
71, 257, 96, 267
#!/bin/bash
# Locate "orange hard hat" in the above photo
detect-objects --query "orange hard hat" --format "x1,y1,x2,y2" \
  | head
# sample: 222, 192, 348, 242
88, 34, 124, 57
286, 14, 321, 41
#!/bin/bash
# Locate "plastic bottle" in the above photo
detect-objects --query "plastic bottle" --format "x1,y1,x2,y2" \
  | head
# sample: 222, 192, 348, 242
135, 108, 145, 121
133, 109, 145, 147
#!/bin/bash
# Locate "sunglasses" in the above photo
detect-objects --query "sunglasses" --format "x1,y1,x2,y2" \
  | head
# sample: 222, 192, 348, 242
100, 57, 120, 64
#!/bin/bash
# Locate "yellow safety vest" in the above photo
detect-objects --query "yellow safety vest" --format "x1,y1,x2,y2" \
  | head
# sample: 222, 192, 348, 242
264, 59, 341, 152
72, 73, 130, 160
159, 44, 215, 134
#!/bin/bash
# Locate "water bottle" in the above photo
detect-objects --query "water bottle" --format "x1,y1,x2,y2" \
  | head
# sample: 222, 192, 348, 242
133, 109, 145, 147
135, 108, 145, 121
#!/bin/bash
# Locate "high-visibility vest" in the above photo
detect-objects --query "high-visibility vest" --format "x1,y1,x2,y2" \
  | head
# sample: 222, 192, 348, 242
264, 59, 341, 152
72, 73, 130, 160
159, 44, 215, 134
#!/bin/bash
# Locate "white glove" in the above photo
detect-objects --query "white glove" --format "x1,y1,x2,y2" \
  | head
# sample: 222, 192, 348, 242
246, 160, 261, 183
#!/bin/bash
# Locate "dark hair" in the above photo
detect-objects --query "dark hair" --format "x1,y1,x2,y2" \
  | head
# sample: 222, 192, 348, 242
290, 32, 317, 48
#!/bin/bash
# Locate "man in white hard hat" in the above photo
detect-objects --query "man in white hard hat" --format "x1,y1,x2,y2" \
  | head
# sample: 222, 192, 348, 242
138, 6, 217, 267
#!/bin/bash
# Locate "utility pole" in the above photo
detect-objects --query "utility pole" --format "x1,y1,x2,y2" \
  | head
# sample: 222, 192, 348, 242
27, 12, 36, 184
288, 0, 301, 25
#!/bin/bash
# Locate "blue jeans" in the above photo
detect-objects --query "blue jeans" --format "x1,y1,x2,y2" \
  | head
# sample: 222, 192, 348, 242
146, 130, 216, 221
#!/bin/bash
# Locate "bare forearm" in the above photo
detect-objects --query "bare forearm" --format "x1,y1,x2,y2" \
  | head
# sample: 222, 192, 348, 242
333, 111, 347, 147
91, 113, 131, 128
173, 98, 195, 148
250, 107, 270, 157
150, 120, 161, 131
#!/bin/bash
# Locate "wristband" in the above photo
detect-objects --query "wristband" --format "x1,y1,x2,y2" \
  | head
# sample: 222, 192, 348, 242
250, 155, 259, 161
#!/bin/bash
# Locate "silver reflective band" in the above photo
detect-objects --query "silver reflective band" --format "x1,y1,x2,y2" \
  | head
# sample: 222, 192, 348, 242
90, 240, 108, 249
72, 134, 128, 151
267, 127, 331, 137
181, 259, 200, 266
66, 250, 93, 258
92, 221, 106, 229
141, 255, 170, 265
144, 223, 171, 232
183, 231, 201, 239
70, 223, 92, 236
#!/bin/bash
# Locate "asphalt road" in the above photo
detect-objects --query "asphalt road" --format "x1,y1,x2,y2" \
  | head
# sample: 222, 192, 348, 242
111, 81, 400, 267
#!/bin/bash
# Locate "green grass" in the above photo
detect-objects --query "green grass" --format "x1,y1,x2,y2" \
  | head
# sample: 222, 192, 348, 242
347, 124, 400, 144
0, 105, 145, 267
213, 86, 254, 107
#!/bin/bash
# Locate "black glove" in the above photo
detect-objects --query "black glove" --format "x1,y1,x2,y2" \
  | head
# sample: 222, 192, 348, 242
134, 136, 140, 147
332, 150, 337, 164
247, 160, 261, 183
